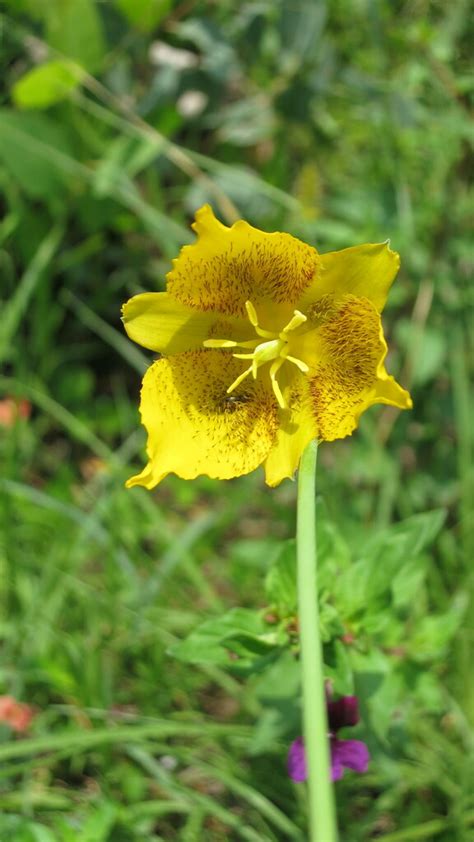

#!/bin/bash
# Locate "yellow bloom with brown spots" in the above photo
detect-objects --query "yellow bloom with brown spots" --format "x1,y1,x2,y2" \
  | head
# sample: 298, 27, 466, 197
122, 205, 412, 488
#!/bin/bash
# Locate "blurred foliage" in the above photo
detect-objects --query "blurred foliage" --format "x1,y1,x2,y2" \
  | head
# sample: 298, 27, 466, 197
0, 0, 473, 840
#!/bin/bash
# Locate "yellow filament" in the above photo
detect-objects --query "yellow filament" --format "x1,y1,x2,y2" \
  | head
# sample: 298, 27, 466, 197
285, 355, 309, 373
245, 300, 274, 338
281, 309, 307, 334
270, 358, 286, 408
226, 365, 254, 395
205, 300, 310, 407
203, 338, 258, 349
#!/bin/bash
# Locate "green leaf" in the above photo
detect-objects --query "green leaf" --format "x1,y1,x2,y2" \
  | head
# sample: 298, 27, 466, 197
319, 600, 344, 642
265, 539, 297, 618
92, 135, 168, 198
351, 648, 396, 742
0, 109, 74, 198
115, 0, 172, 32
413, 671, 445, 713
317, 517, 351, 590
12, 60, 83, 109
363, 509, 447, 567
42, 0, 105, 72
325, 639, 354, 697
408, 596, 467, 662
254, 649, 301, 704
335, 510, 446, 616
78, 802, 117, 842
215, 96, 276, 146
391, 557, 428, 609
224, 629, 285, 659
251, 651, 302, 753
169, 608, 284, 671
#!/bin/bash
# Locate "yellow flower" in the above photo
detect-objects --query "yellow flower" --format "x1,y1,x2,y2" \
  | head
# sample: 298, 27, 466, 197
122, 205, 412, 488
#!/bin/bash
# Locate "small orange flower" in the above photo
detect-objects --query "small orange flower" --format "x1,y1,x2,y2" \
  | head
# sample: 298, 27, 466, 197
0, 695, 34, 733
0, 397, 31, 427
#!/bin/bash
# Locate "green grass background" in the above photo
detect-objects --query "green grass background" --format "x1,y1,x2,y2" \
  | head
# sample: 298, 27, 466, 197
0, 1, 472, 840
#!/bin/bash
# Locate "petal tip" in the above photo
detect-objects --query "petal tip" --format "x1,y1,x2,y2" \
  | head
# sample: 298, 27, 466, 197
125, 465, 164, 490
191, 203, 220, 235
121, 298, 131, 321
382, 240, 401, 272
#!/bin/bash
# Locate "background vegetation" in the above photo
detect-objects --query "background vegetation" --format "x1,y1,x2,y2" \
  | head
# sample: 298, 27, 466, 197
0, 1, 472, 840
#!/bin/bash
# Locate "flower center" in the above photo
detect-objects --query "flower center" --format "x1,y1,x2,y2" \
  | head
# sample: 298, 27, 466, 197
203, 300, 309, 408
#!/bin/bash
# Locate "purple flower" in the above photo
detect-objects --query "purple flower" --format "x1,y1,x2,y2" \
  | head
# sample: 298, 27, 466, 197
288, 695, 370, 783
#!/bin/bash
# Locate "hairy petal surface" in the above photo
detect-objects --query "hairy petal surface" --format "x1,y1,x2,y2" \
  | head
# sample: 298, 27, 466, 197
298, 242, 400, 314
126, 350, 278, 488
122, 291, 252, 354
166, 204, 321, 317
308, 295, 412, 441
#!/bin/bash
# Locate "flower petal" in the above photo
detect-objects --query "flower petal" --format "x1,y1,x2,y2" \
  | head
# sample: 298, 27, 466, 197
307, 295, 412, 441
331, 738, 370, 777
328, 696, 359, 731
122, 291, 251, 354
126, 350, 279, 488
298, 242, 400, 314
331, 752, 345, 782
288, 737, 307, 783
264, 370, 317, 487
167, 204, 321, 317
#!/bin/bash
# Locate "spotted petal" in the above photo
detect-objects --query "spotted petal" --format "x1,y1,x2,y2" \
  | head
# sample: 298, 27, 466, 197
264, 296, 410, 483
307, 295, 411, 441
166, 204, 321, 318
126, 350, 279, 488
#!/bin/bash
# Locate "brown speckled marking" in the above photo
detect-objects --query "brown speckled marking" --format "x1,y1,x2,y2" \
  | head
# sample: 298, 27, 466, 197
167, 231, 320, 317
139, 350, 279, 480
306, 294, 338, 325
308, 296, 383, 440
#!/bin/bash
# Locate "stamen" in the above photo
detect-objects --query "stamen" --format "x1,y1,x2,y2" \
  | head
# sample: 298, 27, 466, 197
245, 300, 274, 339
286, 355, 309, 373
226, 365, 253, 394
203, 300, 311, 408
270, 358, 286, 409
203, 339, 239, 348
204, 338, 260, 349
281, 309, 307, 334
245, 300, 258, 326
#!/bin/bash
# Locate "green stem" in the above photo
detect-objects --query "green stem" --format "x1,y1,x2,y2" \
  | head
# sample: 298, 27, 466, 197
297, 439, 338, 842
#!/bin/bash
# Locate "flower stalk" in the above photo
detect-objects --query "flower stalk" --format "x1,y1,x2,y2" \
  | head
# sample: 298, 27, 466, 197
296, 439, 338, 842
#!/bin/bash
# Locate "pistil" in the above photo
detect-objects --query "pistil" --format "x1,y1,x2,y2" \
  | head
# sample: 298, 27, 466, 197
203, 300, 310, 409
